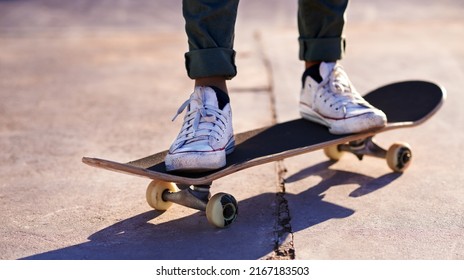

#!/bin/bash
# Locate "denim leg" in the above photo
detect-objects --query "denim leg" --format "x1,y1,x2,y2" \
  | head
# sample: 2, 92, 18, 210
298, 0, 348, 61
183, 0, 240, 79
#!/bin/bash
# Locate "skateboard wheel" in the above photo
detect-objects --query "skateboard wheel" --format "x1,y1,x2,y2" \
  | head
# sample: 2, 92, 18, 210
386, 142, 412, 172
206, 193, 238, 228
324, 145, 343, 161
146, 180, 179, 210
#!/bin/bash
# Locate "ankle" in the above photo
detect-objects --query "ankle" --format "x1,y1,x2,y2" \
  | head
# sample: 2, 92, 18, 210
305, 61, 321, 69
195, 77, 228, 94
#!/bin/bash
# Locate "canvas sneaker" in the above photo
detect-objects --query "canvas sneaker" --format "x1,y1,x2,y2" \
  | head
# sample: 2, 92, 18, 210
299, 62, 387, 134
165, 86, 235, 172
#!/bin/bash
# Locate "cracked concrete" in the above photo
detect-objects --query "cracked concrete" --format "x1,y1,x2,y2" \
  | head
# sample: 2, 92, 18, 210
252, 31, 295, 259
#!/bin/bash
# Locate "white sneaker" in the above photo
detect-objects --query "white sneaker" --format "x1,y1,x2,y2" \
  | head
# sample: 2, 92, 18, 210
165, 86, 235, 172
299, 62, 387, 134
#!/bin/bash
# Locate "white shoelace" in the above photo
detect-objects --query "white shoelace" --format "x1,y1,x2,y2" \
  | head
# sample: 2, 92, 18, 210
171, 96, 227, 147
318, 65, 371, 114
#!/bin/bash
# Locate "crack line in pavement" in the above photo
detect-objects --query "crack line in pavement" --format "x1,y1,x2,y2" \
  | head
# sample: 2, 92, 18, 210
253, 31, 295, 260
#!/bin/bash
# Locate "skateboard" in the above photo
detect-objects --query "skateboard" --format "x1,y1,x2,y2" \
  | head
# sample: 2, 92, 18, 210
83, 80, 445, 228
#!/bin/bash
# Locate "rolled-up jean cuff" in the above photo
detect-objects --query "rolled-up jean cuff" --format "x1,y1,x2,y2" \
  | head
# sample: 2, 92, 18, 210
299, 37, 346, 61
185, 48, 237, 80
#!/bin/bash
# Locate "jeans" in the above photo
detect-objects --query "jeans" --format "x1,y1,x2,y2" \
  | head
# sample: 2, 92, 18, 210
183, 0, 348, 79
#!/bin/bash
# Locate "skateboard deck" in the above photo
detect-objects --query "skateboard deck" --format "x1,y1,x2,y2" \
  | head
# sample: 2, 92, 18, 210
83, 80, 445, 184
82, 80, 445, 227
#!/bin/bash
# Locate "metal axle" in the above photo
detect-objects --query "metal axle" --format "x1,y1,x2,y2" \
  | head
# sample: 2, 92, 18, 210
162, 184, 211, 211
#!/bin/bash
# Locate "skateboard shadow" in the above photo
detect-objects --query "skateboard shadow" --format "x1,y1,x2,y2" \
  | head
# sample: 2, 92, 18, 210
285, 160, 403, 198
21, 193, 278, 260
281, 160, 401, 234
21, 161, 401, 260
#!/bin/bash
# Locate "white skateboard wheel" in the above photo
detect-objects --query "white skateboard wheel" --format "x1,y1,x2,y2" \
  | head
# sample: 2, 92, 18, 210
386, 142, 412, 172
206, 193, 238, 228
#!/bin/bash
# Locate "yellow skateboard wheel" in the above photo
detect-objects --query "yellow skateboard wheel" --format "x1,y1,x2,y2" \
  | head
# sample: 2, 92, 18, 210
146, 180, 179, 210
324, 144, 344, 161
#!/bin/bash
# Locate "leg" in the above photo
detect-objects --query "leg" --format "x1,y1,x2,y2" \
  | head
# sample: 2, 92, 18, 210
183, 0, 240, 86
298, 0, 348, 64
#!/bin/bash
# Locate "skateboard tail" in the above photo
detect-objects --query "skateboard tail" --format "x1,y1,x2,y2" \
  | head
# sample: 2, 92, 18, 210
82, 157, 214, 185
83, 157, 169, 181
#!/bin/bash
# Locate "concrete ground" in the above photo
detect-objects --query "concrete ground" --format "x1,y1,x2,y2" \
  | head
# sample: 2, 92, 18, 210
1, 0, 463, 260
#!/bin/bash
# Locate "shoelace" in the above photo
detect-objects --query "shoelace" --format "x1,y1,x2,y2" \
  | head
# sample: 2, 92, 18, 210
171, 96, 227, 147
318, 65, 371, 113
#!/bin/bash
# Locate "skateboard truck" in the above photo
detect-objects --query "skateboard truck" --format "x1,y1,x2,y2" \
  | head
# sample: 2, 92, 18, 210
339, 136, 387, 160
325, 136, 412, 173
146, 180, 238, 228
162, 184, 211, 211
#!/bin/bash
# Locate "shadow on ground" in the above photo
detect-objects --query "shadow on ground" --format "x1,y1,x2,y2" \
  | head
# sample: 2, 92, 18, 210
284, 161, 402, 233
22, 161, 400, 260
